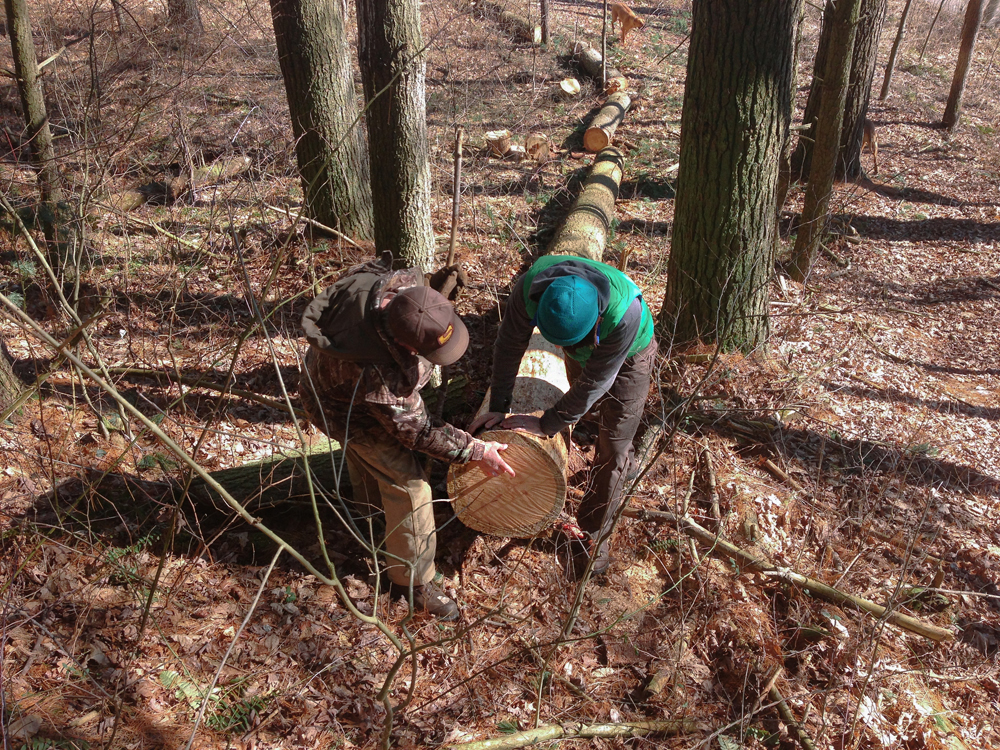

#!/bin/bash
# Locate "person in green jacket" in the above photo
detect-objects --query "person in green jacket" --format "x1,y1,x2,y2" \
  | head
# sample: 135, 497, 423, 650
471, 256, 657, 579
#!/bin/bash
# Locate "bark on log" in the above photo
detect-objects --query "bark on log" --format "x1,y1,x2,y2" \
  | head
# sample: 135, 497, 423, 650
571, 41, 627, 92
444, 719, 695, 750
103, 156, 252, 213
624, 507, 955, 642
448, 333, 570, 537
548, 147, 624, 260
583, 92, 631, 152
475, 0, 541, 44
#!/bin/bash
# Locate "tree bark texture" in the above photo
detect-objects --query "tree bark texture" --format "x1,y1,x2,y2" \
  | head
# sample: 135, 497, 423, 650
3, 0, 73, 273
583, 92, 630, 152
270, 0, 374, 240
942, 0, 984, 129
880, 0, 914, 100
167, 0, 204, 33
790, 0, 863, 281
659, 0, 801, 353
792, 0, 886, 181
356, 0, 436, 270
0, 339, 18, 413
547, 147, 623, 261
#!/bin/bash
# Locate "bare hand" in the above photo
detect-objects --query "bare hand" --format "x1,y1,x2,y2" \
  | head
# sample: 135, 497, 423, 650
501, 414, 547, 437
474, 441, 515, 477
468, 411, 505, 435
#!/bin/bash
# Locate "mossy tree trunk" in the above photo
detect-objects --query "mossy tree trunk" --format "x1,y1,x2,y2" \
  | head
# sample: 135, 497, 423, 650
356, 0, 435, 270
270, 0, 374, 239
791, 0, 887, 182
659, 0, 801, 352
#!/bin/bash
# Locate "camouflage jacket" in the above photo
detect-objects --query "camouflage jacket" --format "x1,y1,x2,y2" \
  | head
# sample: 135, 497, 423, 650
299, 256, 484, 464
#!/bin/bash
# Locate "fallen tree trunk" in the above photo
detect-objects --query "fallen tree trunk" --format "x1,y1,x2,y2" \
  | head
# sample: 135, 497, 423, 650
448, 147, 625, 536
548, 146, 624, 260
474, 0, 541, 44
584, 92, 631, 152
103, 156, 252, 213
448, 333, 570, 537
444, 719, 696, 750
624, 507, 955, 642
571, 41, 627, 92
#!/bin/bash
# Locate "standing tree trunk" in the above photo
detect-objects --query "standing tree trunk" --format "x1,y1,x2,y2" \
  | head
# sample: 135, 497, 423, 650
942, 0, 984, 130
167, 0, 204, 33
880, 0, 914, 99
270, 0, 374, 240
4, 0, 72, 275
789, 0, 863, 282
791, 0, 886, 182
659, 0, 801, 353
540, 0, 550, 44
356, 0, 435, 270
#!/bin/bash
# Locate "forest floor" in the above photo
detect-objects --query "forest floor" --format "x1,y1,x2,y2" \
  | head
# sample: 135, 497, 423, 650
2, 0, 1000, 748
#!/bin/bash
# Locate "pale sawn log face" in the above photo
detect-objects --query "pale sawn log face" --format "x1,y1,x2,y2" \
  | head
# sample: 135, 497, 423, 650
450, 333, 570, 537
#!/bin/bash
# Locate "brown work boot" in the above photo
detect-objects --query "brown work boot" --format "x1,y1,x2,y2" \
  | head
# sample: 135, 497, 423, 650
390, 580, 459, 621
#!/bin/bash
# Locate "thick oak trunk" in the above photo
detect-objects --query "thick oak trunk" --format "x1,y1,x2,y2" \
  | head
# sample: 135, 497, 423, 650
584, 92, 631, 152
270, 0, 373, 239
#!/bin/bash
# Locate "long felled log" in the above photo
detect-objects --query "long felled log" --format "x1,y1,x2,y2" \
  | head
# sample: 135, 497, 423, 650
444, 719, 695, 750
548, 146, 624, 260
571, 41, 627, 93
448, 148, 625, 536
584, 92, 631, 152
474, 0, 541, 44
448, 334, 570, 537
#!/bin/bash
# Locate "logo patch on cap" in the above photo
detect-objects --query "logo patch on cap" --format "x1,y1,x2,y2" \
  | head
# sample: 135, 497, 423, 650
438, 324, 454, 346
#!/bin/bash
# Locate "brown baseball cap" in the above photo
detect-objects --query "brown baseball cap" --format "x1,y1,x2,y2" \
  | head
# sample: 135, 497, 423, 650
385, 286, 469, 366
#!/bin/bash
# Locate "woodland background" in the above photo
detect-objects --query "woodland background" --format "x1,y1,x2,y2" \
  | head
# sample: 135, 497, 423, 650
2, 0, 1000, 748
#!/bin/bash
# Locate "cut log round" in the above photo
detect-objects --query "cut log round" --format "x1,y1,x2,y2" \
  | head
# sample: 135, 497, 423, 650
548, 147, 624, 261
474, 0, 541, 44
485, 129, 512, 157
526, 133, 550, 162
584, 92, 631, 153
448, 333, 570, 537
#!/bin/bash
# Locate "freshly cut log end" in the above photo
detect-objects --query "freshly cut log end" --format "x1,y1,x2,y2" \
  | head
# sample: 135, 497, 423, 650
486, 129, 512, 157
558, 78, 581, 99
584, 92, 631, 153
449, 428, 568, 538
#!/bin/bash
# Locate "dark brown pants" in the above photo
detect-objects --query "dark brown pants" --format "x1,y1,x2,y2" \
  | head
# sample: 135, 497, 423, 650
567, 338, 657, 540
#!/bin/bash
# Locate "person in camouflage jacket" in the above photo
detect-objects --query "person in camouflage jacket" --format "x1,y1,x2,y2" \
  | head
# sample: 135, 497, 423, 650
300, 253, 511, 620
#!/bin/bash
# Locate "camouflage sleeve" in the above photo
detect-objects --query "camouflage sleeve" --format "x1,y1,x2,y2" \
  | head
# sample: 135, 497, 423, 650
367, 390, 486, 464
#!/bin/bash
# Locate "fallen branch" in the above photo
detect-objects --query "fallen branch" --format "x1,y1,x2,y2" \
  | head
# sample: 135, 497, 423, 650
444, 719, 696, 750
769, 686, 817, 750
623, 508, 954, 642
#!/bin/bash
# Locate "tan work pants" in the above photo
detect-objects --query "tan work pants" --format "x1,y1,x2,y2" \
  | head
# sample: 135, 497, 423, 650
343, 434, 437, 587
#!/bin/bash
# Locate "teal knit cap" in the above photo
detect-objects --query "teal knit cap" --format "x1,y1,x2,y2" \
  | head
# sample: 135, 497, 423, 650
535, 276, 600, 346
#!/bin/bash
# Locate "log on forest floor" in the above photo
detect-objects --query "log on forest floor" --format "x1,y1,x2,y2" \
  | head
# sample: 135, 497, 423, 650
473, 0, 541, 44
548, 146, 624, 261
101, 155, 252, 214
584, 92, 631, 152
571, 41, 627, 93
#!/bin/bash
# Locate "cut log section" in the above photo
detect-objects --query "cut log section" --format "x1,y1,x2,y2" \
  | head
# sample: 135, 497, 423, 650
584, 92, 631, 152
571, 41, 628, 94
474, 0, 541, 44
548, 146, 624, 261
448, 333, 570, 537
485, 129, 512, 157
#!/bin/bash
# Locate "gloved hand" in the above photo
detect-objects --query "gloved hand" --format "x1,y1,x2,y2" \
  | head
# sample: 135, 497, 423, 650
472, 439, 515, 477
426, 263, 468, 301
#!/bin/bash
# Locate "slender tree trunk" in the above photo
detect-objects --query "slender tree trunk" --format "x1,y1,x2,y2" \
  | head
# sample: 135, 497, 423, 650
0, 340, 17, 414
789, 0, 863, 282
659, 0, 801, 352
540, 0, 549, 44
167, 0, 204, 33
791, 0, 886, 182
4, 0, 73, 275
880, 0, 913, 99
356, 0, 436, 270
269, 0, 374, 239
942, 0, 984, 130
